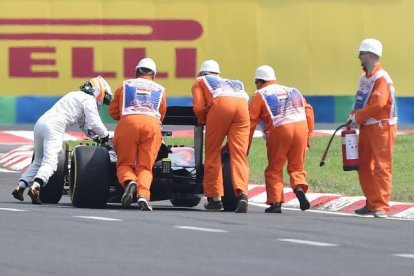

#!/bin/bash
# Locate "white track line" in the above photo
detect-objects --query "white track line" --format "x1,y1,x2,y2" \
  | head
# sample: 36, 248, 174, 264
0, 208, 27, 212
0, 168, 19, 173
73, 216, 122, 221
393, 254, 414, 259
174, 225, 228, 233
278, 238, 338, 247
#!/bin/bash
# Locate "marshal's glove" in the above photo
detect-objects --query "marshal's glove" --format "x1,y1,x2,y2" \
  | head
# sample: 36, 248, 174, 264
307, 136, 312, 149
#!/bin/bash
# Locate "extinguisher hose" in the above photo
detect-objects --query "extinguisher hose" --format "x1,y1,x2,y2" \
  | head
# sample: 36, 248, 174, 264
319, 124, 347, 167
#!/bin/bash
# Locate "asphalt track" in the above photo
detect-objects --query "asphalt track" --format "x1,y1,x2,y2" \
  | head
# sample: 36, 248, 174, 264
2, 126, 414, 219
1, 143, 414, 276
1, 126, 414, 275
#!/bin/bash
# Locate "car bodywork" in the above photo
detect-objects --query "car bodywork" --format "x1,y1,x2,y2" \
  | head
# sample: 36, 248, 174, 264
40, 106, 237, 210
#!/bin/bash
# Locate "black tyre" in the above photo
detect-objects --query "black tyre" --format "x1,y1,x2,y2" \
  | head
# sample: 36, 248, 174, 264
69, 146, 111, 208
221, 150, 238, 211
40, 149, 67, 203
170, 196, 201, 207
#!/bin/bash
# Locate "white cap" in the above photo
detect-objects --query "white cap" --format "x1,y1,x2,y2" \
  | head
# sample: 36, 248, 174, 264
135, 58, 157, 74
199, 60, 220, 74
359, 38, 382, 57
255, 65, 276, 81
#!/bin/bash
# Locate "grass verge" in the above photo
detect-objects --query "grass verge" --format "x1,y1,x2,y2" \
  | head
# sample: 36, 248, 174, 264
68, 134, 414, 202
249, 134, 414, 203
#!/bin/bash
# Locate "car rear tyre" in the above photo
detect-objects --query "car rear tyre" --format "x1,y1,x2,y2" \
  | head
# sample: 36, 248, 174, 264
170, 195, 201, 207
69, 146, 110, 208
221, 150, 238, 211
40, 149, 67, 204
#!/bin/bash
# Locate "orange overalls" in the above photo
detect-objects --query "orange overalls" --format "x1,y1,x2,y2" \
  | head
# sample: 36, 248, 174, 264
351, 63, 397, 212
192, 75, 250, 198
248, 81, 314, 205
108, 76, 167, 200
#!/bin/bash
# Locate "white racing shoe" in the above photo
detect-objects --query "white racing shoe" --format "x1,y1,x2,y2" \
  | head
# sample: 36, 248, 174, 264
137, 196, 152, 211
121, 181, 138, 208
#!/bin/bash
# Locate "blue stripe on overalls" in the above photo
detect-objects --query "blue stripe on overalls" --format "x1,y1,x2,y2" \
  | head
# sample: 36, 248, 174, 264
263, 93, 282, 117
124, 85, 136, 108
353, 89, 369, 111
205, 75, 243, 91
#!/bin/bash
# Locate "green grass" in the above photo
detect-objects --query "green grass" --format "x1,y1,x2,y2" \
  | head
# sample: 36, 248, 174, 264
248, 134, 414, 203
68, 134, 414, 202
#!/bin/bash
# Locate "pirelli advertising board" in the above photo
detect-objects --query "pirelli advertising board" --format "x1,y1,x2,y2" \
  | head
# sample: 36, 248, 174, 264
0, 0, 413, 96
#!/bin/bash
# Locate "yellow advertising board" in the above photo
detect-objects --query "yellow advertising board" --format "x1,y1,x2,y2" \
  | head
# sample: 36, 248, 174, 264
0, 0, 413, 96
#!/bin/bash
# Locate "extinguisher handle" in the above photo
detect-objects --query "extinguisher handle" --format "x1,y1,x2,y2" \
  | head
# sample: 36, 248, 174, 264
319, 124, 347, 167
345, 121, 354, 130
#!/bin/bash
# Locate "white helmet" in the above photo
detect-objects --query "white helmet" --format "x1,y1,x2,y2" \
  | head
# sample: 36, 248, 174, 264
359, 38, 382, 57
199, 60, 220, 74
135, 58, 157, 75
255, 65, 276, 81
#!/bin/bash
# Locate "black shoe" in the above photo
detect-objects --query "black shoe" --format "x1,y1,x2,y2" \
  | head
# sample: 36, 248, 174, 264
354, 205, 371, 215
121, 181, 138, 208
28, 185, 42, 205
204, 198, 224, 211
235, 193, 248, 213
137, 196, 153, 211
295, 187, 310, 211
12, 186, 25, 201
265, 203, 282, 213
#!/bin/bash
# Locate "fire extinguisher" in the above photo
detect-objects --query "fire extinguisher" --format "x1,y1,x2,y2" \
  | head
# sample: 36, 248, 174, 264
341, 126, 359, 171
320, 124, 359, 171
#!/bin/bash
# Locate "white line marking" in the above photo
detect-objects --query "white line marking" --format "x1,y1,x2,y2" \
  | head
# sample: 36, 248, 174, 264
0, 208, 27, 212
0, 168, 20, 173
73, 216, 122, 221
174, 226, 228, 233
393, 254, 414, 259
278, 238, 338, 247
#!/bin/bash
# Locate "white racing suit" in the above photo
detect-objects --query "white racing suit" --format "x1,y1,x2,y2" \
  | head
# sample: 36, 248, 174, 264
19, 91, 109, 188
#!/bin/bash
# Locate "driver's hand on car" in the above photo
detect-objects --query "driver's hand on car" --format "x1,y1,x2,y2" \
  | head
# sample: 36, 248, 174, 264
94, 134, 112, 147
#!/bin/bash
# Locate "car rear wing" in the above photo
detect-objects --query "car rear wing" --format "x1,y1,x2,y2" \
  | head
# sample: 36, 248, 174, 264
163, 106, 204, 184
163, 106, 198, 126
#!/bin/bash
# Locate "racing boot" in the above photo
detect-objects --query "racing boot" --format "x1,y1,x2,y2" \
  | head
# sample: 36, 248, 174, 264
137, 196, 152, 211
355, 203, 371, 215
204, 198, 224, 211
12, 186, 25, 201
295, 186, 310, 211
265, 203, 282, 213
121, 181, 138, 208
235, 193, 248, 213
28, 183, 42, 205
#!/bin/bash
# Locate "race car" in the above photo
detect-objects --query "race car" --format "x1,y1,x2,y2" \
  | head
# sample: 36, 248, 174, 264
39, 106, 239, 211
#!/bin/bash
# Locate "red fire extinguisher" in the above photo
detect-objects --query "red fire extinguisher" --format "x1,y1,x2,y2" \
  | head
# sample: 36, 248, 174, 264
341, 126, 359, 171
320, 124, 359, 171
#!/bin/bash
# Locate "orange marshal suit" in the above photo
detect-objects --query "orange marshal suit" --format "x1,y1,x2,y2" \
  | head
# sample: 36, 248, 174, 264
351, 63, 397, 212
248, 81, 314, 204
192, 75, 250, 198
109, 76, 166, 199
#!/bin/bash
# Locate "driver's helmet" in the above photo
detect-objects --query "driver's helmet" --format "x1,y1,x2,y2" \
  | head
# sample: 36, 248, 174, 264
80, 76, 112, 109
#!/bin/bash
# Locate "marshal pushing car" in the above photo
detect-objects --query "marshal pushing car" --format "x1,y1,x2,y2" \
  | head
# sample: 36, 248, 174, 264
38, 106, 239, 211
